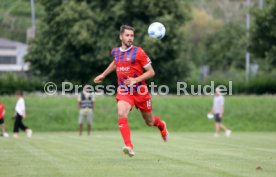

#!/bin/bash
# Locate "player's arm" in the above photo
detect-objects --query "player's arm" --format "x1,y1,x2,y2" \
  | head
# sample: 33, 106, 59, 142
22, 108, 26, 119
94, 61, 116, 83
92, 101, 95, 110
78, 102, 81, 109
219, 98, 224, 118
135, 64, 155, 83
219, 104, 224, 118
77, 95, 81, 109
91, 94, 95, 110
20, 100, 26, 118
125, 65, 155, 86
2, 106, 5, 116
125, 48, 155, 85
22, 106, 26, 118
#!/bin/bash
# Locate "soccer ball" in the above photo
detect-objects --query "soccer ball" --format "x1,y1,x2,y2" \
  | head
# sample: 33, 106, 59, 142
225, 130, 232, 137
148, 22, 166, 39
3, 132, 9, 138
207, 113, 214, 119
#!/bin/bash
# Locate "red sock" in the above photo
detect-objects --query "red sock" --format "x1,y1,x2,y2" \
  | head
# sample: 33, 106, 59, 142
118, 118, 133, 148
153, 115, 165, 131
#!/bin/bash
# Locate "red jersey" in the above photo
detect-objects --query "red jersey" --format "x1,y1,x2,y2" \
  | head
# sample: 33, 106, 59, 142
111, 45, 151, 94
0, 103, 5, 119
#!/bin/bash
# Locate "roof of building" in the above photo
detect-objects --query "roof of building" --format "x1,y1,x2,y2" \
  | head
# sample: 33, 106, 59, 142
0, 38, 27, 49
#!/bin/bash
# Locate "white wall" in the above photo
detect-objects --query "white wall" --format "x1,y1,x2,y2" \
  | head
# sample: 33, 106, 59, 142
0, 40, 29, 72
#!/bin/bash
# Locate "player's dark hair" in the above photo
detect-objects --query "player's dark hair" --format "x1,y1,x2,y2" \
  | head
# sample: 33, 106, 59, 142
120, 25, 135, 34
15, 90, 23, 96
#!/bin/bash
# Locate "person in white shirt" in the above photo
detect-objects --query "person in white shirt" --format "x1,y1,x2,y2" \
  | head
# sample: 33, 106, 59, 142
209, 87, 231, 137
77, 85, 95, 136
13, 90, 32, 138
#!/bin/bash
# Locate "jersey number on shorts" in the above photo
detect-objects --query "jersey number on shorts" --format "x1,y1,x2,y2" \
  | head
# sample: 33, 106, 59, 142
146, 100, 151, 108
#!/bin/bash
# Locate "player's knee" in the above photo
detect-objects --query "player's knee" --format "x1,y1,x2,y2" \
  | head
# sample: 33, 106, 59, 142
118, 110, 127, 118
145, 120, 154, 126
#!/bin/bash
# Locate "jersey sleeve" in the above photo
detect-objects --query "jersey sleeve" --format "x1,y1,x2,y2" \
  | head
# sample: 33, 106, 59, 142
138, 48, 151, 68
21, 99, 26, 111
111, 48, 117, 59
221, 97, 225, 105
18, 99, 26, 117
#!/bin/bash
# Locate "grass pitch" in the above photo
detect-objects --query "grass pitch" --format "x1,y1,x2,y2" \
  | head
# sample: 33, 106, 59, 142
2, 95, 276, 132
0, 132, 275, 177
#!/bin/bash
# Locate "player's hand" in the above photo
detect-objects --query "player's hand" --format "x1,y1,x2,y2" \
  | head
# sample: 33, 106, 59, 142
125, 77, 137, 86
94, 74, 105, 84
219, 113, 223, 118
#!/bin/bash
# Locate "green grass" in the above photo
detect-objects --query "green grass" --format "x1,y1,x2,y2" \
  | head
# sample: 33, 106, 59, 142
1, 95, 276, 132
0, 132, 275, 177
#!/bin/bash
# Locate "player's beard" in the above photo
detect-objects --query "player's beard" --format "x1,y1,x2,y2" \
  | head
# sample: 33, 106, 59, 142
123, 40, 133, 49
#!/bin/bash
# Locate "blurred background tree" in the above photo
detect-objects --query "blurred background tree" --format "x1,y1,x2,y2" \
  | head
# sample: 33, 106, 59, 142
24, 0, 191, 85
0, 0, 45, 42
1, 0, 276, 94
250, 0, 276, 71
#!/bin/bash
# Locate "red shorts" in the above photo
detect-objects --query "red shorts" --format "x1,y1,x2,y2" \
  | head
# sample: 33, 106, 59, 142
116, 92, 152, 112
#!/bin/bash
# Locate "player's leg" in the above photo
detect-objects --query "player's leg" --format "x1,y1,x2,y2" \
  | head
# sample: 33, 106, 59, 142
79, 111, 84, 136
87, 111, 93, 135
87, 124, 91, 135
19, 119, 28, 131
214, 114, 221, 136
140, 111, 154, 126
135, 94, 169, 142
0, 119, 5, 134
219, 123, 227, 131
117, 100, 132, 146
13, 115, 20, 138
0, 119, 9, 138
2, 124, 5, 133
18, 117, 31, 137
117, 100, 134, 156
214, 122, 220, 136
140, 111, 169, 142
220, 123, 232, 137
79, 124, 83, 136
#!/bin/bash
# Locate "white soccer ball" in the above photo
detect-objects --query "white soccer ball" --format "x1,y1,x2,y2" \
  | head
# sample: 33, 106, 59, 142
225, 130, 232, 137
207, 113, 214, 119
148, 22, 166, 39
3, 132, 9, 138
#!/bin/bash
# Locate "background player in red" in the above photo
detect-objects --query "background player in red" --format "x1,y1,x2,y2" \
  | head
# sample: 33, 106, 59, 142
0, 102, 9, 138
94, 25, 169, 157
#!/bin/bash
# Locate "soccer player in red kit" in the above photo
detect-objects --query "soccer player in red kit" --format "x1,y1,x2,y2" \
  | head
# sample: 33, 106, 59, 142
0, 102, 8, 137
94, 25, 169, 157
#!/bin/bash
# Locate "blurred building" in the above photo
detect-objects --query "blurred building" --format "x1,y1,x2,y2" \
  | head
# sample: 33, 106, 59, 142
0, 38, 29, 72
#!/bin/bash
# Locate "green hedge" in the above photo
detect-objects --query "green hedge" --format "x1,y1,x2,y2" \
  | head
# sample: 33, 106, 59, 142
205, 77, 276, 95
0, 74, 44, 95
168, 77, 276, 95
